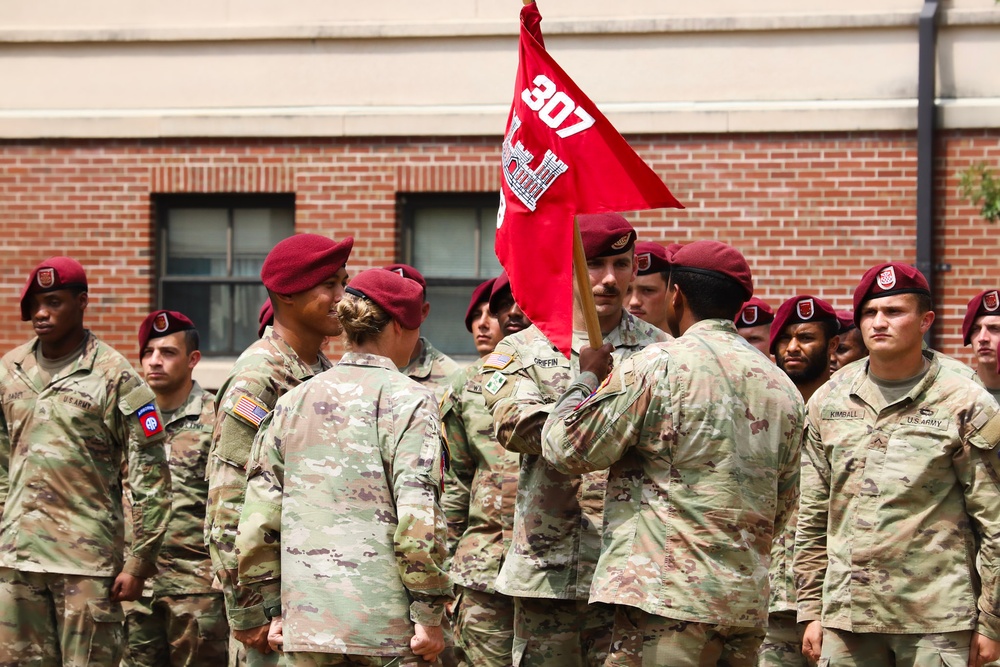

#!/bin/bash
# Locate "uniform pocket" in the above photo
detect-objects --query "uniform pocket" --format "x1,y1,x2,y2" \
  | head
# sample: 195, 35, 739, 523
86, 598, 125, 664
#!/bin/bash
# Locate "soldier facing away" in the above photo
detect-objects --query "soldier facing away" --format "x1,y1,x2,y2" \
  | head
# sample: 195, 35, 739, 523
237, 268, 453, 665
541, 241, 804, 666
206, 233, 352, 666
0, 257, 172, 666
123, 310, 229, 666
796, 263, 1000, 667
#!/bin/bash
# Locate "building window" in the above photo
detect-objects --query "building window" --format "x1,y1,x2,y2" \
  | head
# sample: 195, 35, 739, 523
155, 194, 295, 356
401, 193, 503, 357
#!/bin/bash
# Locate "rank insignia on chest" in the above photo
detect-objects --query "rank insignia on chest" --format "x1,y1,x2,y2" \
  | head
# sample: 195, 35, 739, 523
484, 371, 507, 395
136, 402, 164, 438
233, 394, 270, 428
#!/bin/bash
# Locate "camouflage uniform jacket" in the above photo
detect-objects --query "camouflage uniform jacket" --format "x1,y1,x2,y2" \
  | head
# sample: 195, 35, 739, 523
541, 319, 804, 627
440, 358, 519, 593
205, 325, 330, 629
795, 354, 1000, 638
0, 332, 170, 578
767, 505, 798, 615
401, 336, 462, 405
146, 382, 217, 596
237, 352, 453, 655
482, 312, 668, 600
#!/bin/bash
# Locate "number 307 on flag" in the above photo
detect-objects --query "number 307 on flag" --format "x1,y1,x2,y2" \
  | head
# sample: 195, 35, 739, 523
521, 74, 595, 138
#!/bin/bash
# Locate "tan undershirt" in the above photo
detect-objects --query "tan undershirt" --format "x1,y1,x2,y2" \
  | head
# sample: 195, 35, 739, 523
35, 333, 88, 386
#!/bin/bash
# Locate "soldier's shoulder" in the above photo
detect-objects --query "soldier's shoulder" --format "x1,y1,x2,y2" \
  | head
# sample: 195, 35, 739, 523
629, 314, 671, 345
0, 340, 34, 368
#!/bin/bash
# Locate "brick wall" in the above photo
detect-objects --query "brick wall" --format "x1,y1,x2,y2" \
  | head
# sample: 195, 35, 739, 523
0, 130, 997, 368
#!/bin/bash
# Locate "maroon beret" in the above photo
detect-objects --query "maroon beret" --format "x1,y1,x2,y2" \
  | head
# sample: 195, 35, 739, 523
258, 299, 274, 338
668, 241, 753, 298
962, 289, 1000, 346
735, 297, 775, 328
261, 234, 353, 295
20, 256, 88, 321
634, 242, 671, 276
489, 271, 512, 315
344, 269, 424, 330
769, 295, 839, 354
852, 263, 930, 326
465, 278, 497, 332
577, 213, 636, 259
138, 310, 195, 356
836, 310, 856, 333
384, 263, 427, 291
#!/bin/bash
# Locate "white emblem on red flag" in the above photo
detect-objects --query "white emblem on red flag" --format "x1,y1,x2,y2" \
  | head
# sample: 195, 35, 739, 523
741, 306, 758, 326
796, 299, 815, 321
501, 114, 569, 213
153, 312, 169, 333
36, 268, 55, 289
985, 291, 1000, 312
877, 267, 897, 290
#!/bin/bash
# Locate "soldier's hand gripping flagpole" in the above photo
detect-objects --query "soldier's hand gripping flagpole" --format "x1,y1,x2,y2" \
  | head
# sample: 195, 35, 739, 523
496, 0, 683, 357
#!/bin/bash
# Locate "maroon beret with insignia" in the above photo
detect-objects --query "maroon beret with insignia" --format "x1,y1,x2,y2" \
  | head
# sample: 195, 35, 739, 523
735, 297, 775, 329
961, 289, 1000, 346
261, 234, 353, 295
20, 256, 89, 321
489, 271, 512, 315
138, 310, 196, 356
634, 242, 672, 276
668, 241, 753, 299
258, 298, 274, 338
769, 295, 839, 355
577, 213, 636, 259
344, 269, 425, 330
836, 310, 856, 333
383, 263, 427, 291
852, 263, 930, 326
465, 277, 497, 332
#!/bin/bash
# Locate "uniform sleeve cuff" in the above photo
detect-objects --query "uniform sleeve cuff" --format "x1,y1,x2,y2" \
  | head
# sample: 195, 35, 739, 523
796, 604, 822, 625
123, 556, 157, 579
228, 602, 270, 631
409, 600, 446, 627
978, 609, 1000, 641
257, 581, 282, 610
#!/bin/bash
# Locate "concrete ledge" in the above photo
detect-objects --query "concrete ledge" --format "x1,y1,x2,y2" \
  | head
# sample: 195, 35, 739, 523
0, 9, 995, 44
0, 98, 997, 139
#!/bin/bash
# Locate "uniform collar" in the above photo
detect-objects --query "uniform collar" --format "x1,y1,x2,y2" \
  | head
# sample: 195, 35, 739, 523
164, 381, 208, 426
570, 310, 648, 353
14, 330, 100, 388
339, 351, 400, 372
402, 336, 434, 379
260, 326, 331, 379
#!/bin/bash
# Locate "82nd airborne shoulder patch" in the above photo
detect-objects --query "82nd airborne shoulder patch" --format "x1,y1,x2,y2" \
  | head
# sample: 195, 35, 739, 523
136, 402, 164, 438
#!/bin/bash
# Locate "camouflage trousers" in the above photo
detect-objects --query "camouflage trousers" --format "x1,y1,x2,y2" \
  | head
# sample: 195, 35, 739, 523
512, 596, 614, 667
122, 592, 229, 666
282, 653, 439, 666
819, 628, 971, 667
757, 611, 808, 667
0, 567, 124, 667
452, 587, 514, 667
605, 605, 765, 667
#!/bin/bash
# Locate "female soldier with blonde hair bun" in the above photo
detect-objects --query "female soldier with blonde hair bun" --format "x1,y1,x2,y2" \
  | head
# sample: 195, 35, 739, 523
237, 268, 453, 666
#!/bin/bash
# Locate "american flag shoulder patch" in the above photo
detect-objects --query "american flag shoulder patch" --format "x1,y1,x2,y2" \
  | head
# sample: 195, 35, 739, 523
232, 394, 270, 429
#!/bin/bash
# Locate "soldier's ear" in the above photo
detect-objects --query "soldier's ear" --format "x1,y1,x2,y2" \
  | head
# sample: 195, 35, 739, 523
77, 291, 89, 312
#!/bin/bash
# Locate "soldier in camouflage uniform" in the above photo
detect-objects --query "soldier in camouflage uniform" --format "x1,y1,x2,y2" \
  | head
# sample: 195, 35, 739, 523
0, 257, 171, 666
441, 275, 530, 666
829, 311, 867, 373
961, 290, 1000, 403
541, 241, 804, 667
465, 277, 503, 358
796, 263, 1000, 667
482, 214, 668, 667
759, 295, 841, 667
206, 234, 353, 666
736, 297, 776, 358
626, 241, 673, 334
386, 264, 462, 403
237, 268, 452, 665
123, 310, 228, 666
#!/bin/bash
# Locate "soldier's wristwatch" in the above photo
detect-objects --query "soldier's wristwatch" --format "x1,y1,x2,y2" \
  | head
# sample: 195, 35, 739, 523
264, 604, 282, 620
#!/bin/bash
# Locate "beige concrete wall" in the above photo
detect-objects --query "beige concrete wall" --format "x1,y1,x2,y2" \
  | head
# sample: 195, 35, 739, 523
0, 0, 997, 138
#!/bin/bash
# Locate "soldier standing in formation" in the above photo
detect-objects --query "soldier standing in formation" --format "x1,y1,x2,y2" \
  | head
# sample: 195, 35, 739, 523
0, 257, 172, 665
626, 241, 673, 334
797, 263, 1000, 667
124, 310, 229, 665
962, 289, 1000, 402
540, 240, 804, 666
236, 268, 452, 665
206, 234, 353, 665
761, 295, 841, 667
829, 310, 868, 373
482, 213, 668, 666
465, 277, 503, 358
441, 273, 532, 666
735, 296, 776, 357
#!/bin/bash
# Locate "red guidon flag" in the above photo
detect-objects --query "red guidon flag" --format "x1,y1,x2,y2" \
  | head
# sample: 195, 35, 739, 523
496, 2, 683, 357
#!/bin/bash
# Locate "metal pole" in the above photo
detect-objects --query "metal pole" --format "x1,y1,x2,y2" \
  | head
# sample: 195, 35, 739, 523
916, 0, 939, 344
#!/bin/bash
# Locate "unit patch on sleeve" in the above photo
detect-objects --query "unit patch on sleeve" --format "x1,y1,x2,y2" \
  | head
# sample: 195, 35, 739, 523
136, 402, 164, 438
484, 371, 508, 395
233, 394, 270, 429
